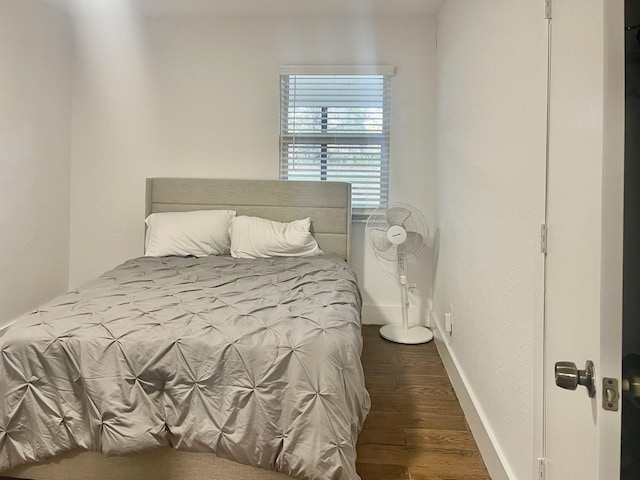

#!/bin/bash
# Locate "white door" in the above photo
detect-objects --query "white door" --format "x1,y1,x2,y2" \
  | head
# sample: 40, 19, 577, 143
544, 1, 624, 479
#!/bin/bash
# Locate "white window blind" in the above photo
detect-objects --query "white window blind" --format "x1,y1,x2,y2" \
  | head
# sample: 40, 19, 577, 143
279, 70, 392, 216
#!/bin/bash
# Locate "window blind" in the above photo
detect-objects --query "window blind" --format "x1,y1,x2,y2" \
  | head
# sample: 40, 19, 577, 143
279, 72, 391, 215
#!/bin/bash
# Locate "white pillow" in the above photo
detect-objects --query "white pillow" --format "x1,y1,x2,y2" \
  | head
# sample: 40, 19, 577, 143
144, 210, 236, 257
229, 216, 323, 258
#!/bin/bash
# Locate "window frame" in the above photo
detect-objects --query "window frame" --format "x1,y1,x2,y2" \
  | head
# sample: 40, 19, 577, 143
279, 66, 394, 220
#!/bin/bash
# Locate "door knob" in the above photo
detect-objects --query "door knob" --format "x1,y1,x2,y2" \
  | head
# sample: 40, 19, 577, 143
555, 360, 596, 397
622, 370, 640, 398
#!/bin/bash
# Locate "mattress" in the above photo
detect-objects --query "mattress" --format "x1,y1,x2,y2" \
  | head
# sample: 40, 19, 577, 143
0, 255, 370, 480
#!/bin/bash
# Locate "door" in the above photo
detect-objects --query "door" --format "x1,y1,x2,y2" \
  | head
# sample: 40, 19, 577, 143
543, 1, 624, 479
622, 2, 640, 476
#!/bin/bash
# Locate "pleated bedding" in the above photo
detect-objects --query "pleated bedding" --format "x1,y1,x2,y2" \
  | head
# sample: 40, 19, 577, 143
0, 255, 370, 480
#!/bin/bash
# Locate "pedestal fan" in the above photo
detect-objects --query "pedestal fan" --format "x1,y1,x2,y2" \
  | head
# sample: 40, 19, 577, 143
365, 203, 433, 344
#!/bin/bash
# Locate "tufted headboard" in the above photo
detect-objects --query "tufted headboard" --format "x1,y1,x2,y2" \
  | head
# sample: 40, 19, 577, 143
145, 178, 352, 262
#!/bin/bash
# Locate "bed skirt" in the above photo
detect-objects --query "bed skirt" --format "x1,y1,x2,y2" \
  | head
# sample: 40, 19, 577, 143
4, 448, 294, 480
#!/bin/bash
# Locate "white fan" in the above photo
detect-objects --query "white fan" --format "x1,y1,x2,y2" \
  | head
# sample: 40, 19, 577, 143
365, 203, 433, 344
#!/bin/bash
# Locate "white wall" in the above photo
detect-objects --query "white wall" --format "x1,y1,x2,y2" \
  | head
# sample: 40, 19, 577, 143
434, 1, 546, 478
68, 14, 437, 321
0, 0, 72, 326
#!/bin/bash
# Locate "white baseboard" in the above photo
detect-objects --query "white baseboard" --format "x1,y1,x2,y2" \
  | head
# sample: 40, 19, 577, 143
361, 304, 430, 326
430, 311, 514, 480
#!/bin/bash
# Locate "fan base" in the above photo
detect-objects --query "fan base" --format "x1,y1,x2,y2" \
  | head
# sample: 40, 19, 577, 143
379, 323, 434, 344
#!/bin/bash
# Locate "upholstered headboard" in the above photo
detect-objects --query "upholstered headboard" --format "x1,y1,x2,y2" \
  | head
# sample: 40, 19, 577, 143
145, 178, 352, 262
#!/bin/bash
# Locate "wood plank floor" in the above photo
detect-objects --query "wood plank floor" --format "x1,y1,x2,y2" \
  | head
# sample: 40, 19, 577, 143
357, 325, 490, 480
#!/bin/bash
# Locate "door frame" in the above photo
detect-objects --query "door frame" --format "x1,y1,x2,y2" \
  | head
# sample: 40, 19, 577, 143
598, 3, 625, 478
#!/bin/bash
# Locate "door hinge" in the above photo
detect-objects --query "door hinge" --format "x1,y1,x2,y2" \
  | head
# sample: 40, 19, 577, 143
538, 458, 547, 480
544, 0, 552, 19
540, 224, 548, 254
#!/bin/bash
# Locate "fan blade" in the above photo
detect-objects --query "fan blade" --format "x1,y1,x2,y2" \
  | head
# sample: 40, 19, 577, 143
385, 206, 412, 226
370, 228, 393, 252
404, 231, 424, 254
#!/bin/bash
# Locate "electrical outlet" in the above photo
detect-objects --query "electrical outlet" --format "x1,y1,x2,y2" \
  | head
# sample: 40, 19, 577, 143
445, 312, 453, 334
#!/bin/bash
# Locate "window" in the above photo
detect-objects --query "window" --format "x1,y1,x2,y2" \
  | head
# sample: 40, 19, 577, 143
279, 66, 393, 217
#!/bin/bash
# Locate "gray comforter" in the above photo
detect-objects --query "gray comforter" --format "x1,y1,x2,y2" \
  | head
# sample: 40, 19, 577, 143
0, 255, 370, 480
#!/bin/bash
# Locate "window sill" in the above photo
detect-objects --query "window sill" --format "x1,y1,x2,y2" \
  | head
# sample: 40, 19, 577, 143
352, 214, 370, 223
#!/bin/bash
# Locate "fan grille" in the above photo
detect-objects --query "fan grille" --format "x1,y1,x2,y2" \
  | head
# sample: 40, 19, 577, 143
365, 203, 428, 264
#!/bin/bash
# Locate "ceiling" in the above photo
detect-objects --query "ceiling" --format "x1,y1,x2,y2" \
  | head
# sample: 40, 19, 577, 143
39, 0, 446, 18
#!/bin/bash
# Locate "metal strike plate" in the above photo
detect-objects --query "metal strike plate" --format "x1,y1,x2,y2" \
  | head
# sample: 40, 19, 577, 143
602, 378, 619, 411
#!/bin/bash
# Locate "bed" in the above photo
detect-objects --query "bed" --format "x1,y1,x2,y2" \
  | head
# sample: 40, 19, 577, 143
0, 178, 369, 480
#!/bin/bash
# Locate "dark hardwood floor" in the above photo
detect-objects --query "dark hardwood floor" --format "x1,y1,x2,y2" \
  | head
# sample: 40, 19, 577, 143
357, 325, 490, 480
